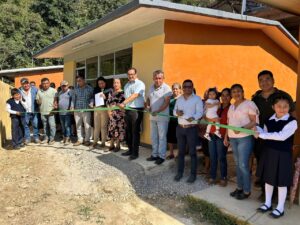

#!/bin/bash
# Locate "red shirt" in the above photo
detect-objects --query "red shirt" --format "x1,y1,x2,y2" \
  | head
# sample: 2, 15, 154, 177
210, 104, 230, 138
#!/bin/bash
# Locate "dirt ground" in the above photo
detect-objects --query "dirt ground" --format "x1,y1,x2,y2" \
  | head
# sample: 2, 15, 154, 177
0, 146, 183, 225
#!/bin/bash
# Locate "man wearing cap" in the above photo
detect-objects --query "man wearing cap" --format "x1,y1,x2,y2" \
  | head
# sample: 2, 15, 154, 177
57, 81, 72, 145
19, 78, 40, 144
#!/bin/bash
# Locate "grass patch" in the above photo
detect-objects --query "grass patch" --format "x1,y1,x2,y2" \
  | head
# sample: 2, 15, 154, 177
77, 205, 93, 221
184, 196, 251, 225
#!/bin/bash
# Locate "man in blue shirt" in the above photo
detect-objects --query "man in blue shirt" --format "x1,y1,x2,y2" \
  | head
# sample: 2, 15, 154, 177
119, 68, 145, 160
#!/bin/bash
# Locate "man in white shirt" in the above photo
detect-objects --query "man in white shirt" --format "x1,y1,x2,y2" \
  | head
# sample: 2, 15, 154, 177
146, 70, 172, 165
19, 78, 40, 144
173, 79, 203, 183
119, 67, 145, 160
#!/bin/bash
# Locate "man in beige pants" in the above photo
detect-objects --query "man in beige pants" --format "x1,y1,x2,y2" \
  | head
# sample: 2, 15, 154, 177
92, 77, 110, 149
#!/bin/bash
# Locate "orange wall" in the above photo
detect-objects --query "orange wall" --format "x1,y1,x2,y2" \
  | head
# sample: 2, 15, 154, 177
14, 70, 63, 89
163, 20, 298, 99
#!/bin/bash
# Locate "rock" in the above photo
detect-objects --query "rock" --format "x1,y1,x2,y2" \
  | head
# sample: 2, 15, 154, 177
19, 184, 29, 189
7, 213, 14, 218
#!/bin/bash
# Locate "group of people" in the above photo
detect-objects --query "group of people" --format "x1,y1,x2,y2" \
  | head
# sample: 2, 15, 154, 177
6, 68, 297, 219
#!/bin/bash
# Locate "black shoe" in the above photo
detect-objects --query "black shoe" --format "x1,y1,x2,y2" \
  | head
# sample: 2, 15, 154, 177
129, 155, 138, 160
147, 155, 159, 161
187, 175, 196, 183
236, 192, 251, 200
122, 150, 132, 156
257, 204, 273, 213
269, 209, 284, 219
155, 158, 165, 165
13, 146, 21, 150
113, 147, 120, 152
174, 174, 183, 182
230, 188, 243, 197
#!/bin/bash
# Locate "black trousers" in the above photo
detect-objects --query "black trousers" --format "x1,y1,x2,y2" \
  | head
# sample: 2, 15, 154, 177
11, 116, 25, 148
176, 126, 198, 176
125, 108, 144, 156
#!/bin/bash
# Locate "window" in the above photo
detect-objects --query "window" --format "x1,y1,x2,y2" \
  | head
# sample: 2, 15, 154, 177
86, 56, 98, 80
100, 53, 114, 76
115, 48, 132, 75
74, 48, 132, 87
76, 60, 85, 78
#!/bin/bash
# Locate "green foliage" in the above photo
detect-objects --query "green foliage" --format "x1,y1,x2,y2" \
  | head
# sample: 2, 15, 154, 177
0, 0, 129, 70
0, 0, 218, 70
184, 196, 250, 225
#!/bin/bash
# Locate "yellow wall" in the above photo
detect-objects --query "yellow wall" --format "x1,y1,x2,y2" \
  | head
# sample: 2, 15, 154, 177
132, 35, 165, 144
0, 81, 12, 148
64, 61, 76, 85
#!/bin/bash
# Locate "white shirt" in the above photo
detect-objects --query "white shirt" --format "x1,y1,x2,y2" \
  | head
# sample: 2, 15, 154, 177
147, 83, 172, 122
173, 94, 203, 125
20, 88, 32, 113
205, 99, 219, 119
256, 113, 298, 141
6, 100, 28, 114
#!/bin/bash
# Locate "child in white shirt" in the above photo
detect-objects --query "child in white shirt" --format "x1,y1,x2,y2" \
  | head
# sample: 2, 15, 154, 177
204, 88, 221, 141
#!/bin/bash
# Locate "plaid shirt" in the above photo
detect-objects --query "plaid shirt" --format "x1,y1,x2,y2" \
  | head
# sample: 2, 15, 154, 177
71, 85, 94, 110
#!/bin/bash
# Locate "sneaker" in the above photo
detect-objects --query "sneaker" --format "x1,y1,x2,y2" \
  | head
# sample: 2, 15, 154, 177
60, 137, 66, 144
187, 175, 196, 183
13, 146, 21, 150
48, 140, 55, 145
174, 174, 183, 182
147, 155, 158, 161
208, 178, 216, 185
64, 137, 71, 145
204, 133, 211, 141
83, 141, 91, 146
236, 192, 251, 200
24, 140, 30, 145
121, 150, 132, 156
34, 139, 41, 144
41, 139, 49, 144
219, 179, 228, 187
19, 143, 25, 148
155, 158, 165, 165
129, 155, 138, 160
230, 188, 243, 197
73, 141, 82, 146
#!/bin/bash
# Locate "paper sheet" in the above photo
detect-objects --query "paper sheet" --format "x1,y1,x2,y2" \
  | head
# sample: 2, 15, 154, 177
95, 92, 104, 106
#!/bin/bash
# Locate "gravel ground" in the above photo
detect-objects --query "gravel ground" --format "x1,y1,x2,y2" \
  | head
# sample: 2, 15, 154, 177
49, 143, 209, 199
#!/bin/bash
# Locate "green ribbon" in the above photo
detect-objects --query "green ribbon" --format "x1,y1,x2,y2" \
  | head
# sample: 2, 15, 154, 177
21, 106, 255, 135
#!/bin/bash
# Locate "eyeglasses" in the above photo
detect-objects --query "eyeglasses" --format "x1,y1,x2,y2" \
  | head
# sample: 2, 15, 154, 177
127, 73, 136, 76
183, 86, 193, 89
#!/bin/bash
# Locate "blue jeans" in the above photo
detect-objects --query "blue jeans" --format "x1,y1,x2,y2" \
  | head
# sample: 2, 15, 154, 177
150, 120, 168, 159
41, 115, 56, 141
59, 114, 71, 138
208, 134, 227, 180
176, 126, 198, 176
230, 136, 254, 193
24, 113, 39, 141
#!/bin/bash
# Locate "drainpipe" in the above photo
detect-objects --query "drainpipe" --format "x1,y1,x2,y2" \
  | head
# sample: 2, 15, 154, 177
241, 0, 247, 15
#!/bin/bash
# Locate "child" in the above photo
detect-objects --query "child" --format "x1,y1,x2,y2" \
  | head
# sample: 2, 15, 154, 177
255, 94, 297, 219
6, 88, 27, 150
204, 88, 221, 141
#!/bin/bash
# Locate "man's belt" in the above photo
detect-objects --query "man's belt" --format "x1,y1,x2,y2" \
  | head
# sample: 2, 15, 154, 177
178, 124, 197, 128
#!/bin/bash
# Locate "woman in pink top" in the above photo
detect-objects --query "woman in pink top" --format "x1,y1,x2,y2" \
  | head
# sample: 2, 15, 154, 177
224, 84, 259, 200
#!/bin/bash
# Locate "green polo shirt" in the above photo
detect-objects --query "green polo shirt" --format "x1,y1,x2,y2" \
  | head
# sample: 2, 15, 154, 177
36, 87, 57, 115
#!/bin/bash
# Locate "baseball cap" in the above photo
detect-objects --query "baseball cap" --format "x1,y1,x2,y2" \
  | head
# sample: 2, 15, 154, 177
20, 78, 29, 84
60, 80, 69, 86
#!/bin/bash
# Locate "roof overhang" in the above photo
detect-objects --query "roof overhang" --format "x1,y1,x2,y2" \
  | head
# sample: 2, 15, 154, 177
257, 0, 300, 16
34, 0, 299, 60
0, 65, 64, 76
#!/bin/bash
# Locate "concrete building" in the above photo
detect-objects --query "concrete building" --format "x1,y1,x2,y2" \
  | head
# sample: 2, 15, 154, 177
34, 0, 299, 144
